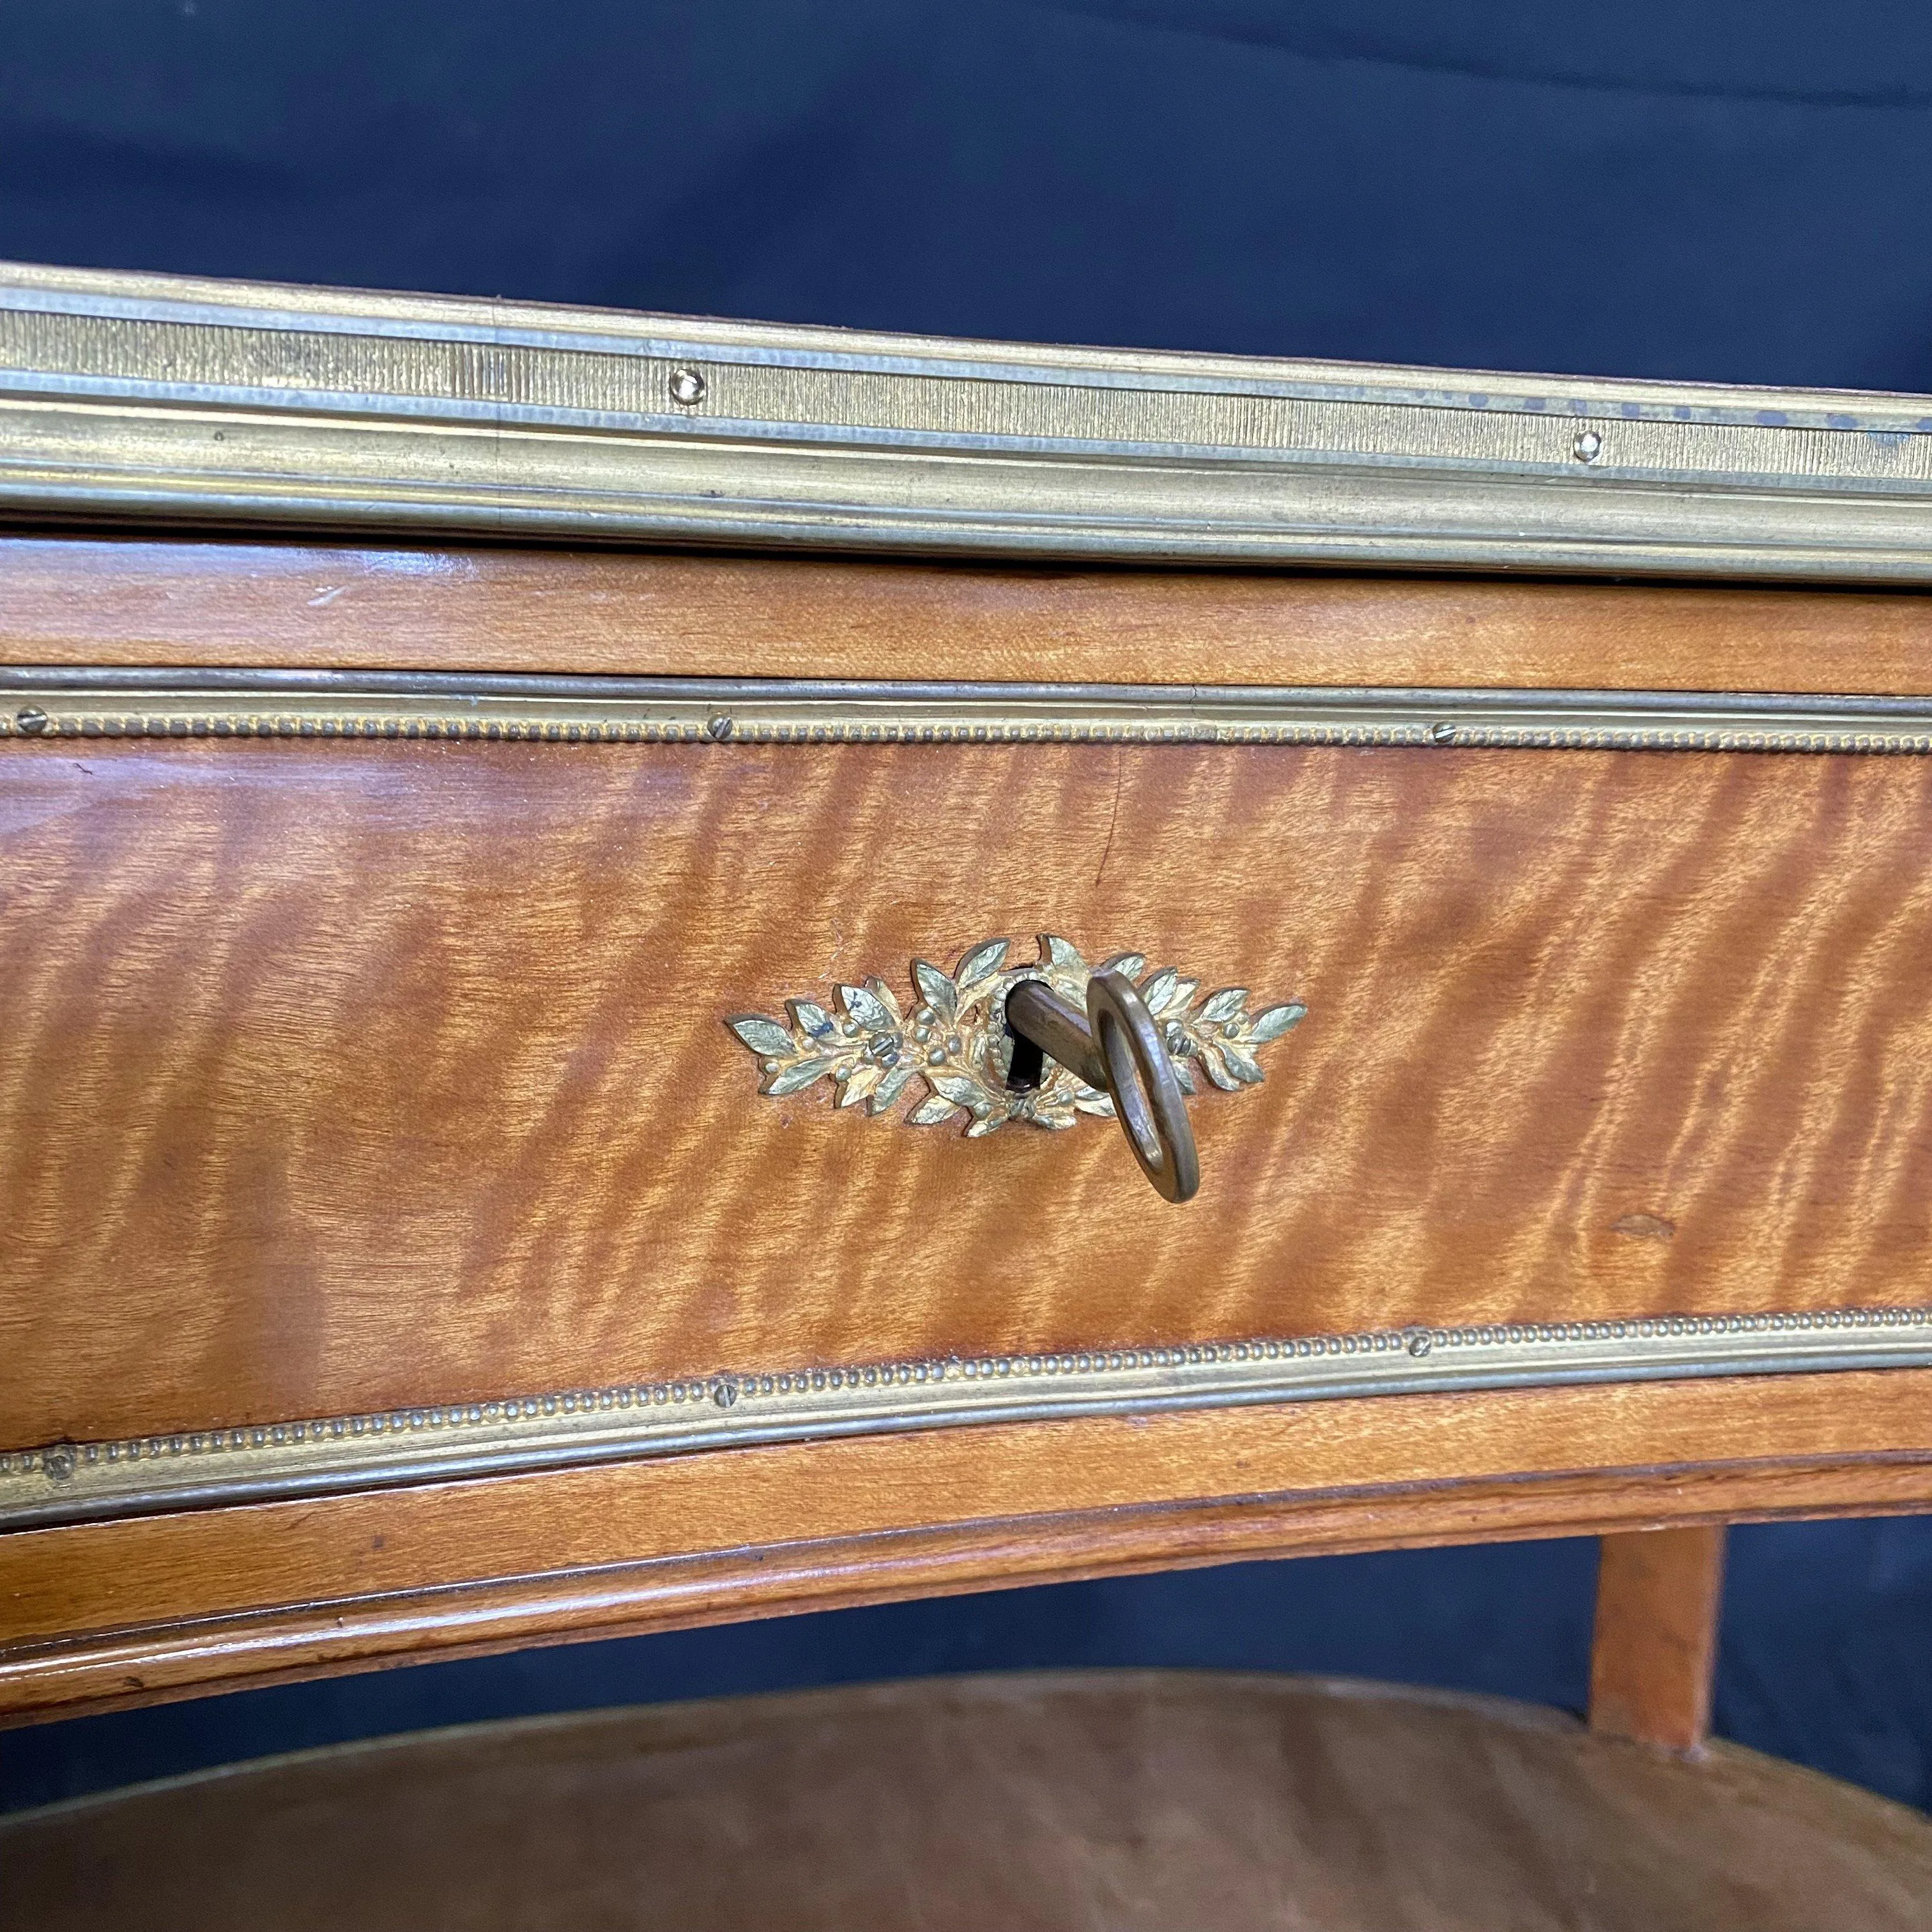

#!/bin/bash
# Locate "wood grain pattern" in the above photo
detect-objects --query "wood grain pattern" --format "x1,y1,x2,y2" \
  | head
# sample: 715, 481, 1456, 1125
7, 535, 1932, 692
6, 736, 1932, 1448
9, 1675, 1928, 1931
1590, 1526, 1727, 1751
3, 1370, 1931, 1721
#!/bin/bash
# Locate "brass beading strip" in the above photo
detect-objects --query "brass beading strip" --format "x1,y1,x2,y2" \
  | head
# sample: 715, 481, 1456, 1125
4, 1306, 1929, 1532
8, 675, 1932, 755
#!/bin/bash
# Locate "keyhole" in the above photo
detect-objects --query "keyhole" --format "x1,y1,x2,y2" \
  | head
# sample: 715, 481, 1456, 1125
1005, 1015, 1045, 1091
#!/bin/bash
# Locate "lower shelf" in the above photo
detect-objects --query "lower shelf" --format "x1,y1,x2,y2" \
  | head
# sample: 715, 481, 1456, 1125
5, 1670, 1927, 1931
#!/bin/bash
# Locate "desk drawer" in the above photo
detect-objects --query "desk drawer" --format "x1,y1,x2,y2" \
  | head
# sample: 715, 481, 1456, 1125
4, 698, 1931, 1516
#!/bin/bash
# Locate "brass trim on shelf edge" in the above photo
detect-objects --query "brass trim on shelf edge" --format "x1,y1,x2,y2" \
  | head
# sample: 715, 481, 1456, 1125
5, 1307, 1929, 1533
9, 674, 1932, 755
3, 259, 1932, 579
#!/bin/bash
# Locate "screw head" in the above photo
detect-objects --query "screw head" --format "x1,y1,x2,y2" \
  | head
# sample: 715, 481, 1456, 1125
42, 1442, 76, 1481
1572, 429, 1603, 463
711, 1377, 739, 1409
15, 706, 49, 735
670, 367, 707, 406
1430, 720, 1457, 745
706, 713, 733, 742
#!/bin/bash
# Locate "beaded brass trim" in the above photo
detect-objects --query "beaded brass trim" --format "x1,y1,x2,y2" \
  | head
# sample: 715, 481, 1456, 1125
4, 1306, 1929, 1532
8, 675, 1932, 756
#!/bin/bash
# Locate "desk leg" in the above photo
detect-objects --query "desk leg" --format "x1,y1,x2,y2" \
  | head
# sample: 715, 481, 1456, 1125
1588, 1525, 1727, 1752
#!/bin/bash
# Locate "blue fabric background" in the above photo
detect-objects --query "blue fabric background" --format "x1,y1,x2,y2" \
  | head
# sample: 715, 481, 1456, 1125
1, 0, 1929, 1813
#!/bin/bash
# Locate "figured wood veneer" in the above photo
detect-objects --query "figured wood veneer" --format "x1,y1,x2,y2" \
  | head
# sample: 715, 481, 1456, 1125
6, 533, 1932, 1722
6, 535, 1932, 691
4, 736, 1932, 1448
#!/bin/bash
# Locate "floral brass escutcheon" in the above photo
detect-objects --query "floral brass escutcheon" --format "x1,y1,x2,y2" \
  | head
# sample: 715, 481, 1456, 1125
726, 935, 1306, 1137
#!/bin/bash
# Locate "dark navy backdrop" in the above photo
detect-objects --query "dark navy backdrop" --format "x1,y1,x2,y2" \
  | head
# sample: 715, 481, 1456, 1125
8, 1, 1932, 385
3, 1, 1929, 1813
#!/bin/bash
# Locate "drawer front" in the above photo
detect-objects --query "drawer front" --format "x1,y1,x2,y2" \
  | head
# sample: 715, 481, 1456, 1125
4, 706, 1932, 1511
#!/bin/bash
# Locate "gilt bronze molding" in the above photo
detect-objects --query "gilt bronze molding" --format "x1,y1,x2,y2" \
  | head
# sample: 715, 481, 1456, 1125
10, 672, 1932, 755
4, 1307, 1930, 1533
3, 257, 1932, 578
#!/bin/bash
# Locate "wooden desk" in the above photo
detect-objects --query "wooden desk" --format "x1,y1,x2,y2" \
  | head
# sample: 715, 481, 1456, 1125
0, 261, 1928, 1921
